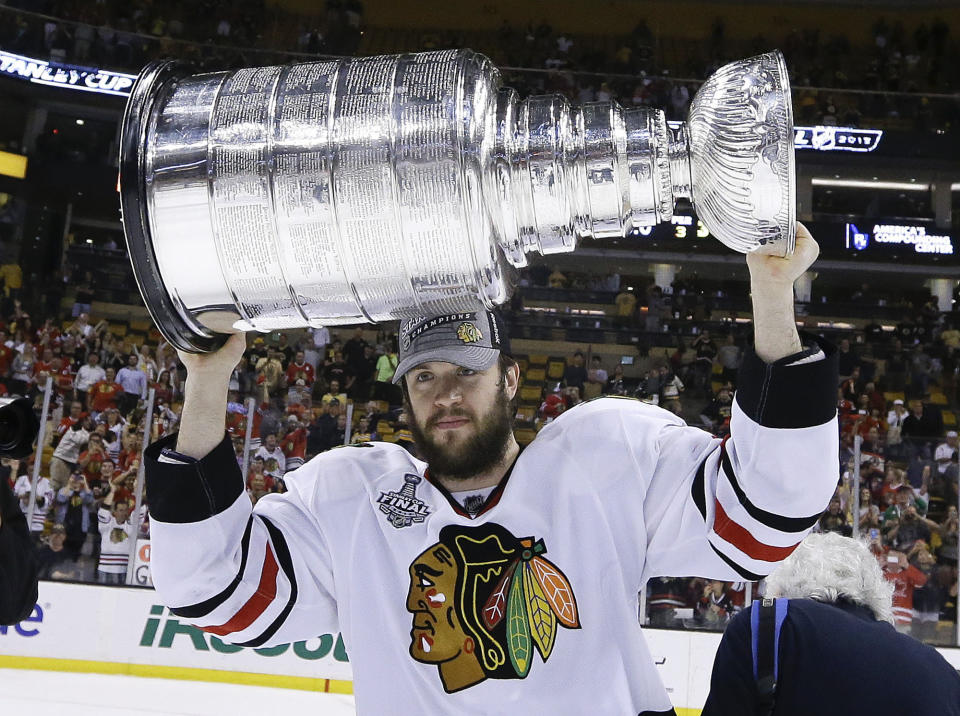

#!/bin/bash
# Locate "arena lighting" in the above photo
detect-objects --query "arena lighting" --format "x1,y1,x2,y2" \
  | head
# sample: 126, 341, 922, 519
0, 49, 135, 96
811, 178, 930, 191
0, 150, 27, 179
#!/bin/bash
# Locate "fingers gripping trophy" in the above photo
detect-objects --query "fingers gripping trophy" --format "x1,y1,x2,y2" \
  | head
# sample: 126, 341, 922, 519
119, 48, 811, 353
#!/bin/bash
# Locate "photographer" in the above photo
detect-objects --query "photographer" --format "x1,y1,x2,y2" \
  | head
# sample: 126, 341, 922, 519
0, 472, 38, 624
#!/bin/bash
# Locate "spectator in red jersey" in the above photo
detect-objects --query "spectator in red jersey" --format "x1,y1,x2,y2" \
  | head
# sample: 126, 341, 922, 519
51, 356, 76, 403
883, 549, 928, 632
538, 383, 565, 425
285, 396, 310, 423
281, 415, 308, 472
285, 349, 315, 403
88, 367, 123, 415
246, 454, 273, 491
77, 432, 109, 487
247, 471, 271, 505
150, 369, 175, 406
117, 430, 141, 473
32, 347, 55, 389
225, 392, 247, 439
864, 381, 886, 414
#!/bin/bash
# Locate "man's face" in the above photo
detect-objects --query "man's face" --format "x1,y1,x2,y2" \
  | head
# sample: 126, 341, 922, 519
265, 434, 277, 450
840, 339, 850, 352
42, 348, 53, 362
101, 461, 114, 479
329, 380, 340, 394
114, 503, 130, 523
88, 353, 98, 365
128, 355, 137, 366
572, 353, 583, 366
405, 360, 517, 481
897, 490, 910, 507
70, 402, 82, 418
106, 368, 115, 381
295, 351, 304, 364
948, 436, 958, 448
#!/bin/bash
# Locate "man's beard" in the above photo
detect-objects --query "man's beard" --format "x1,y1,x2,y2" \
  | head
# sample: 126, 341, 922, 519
407, 387, 514, 482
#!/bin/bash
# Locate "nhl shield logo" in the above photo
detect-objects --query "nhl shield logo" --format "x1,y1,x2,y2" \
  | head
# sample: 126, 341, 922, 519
378, 474, 431, 528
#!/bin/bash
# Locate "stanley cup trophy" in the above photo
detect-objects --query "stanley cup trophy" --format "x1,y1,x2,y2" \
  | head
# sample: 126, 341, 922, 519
119, 49, 795, 353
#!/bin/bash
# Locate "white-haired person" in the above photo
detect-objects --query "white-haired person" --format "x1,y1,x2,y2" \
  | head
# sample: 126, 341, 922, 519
702, 532, 960, 715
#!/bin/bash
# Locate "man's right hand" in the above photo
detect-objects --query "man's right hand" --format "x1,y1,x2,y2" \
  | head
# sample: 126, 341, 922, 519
175, 332, 247, 459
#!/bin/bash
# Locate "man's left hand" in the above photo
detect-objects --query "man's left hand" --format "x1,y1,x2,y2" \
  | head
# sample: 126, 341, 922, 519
746, 222, 819, 291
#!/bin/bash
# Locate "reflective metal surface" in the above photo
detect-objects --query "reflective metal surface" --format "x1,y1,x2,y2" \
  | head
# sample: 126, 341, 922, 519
120, 49, 795, 352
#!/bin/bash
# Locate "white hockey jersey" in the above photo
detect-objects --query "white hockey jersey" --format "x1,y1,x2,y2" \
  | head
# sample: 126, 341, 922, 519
145, 341, 838, 715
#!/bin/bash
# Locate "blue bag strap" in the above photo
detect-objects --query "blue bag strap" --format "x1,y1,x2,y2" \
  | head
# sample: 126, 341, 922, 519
750, 598, 789, 715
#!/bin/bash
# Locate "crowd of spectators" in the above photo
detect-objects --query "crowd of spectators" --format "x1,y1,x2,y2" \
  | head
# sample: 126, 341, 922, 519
1, 299, 417, 586
1, 1, 957, 132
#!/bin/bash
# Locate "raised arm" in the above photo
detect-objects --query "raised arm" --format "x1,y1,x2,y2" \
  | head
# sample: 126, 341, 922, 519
144, 330, 342, 647
174, 334, 247, 459
746, 222, 818, 362
643, 224, 839, 582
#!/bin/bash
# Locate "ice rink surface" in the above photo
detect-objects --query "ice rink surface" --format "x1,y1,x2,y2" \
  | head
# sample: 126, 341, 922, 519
0, 669, 357, 716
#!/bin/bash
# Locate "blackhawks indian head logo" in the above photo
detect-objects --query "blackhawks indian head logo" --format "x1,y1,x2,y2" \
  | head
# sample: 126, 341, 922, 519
405, 523, 580, 694
456, 322, 482, 344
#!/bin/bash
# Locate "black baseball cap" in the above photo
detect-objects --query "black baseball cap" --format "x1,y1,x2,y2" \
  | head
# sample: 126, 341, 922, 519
392, 310, 510, 384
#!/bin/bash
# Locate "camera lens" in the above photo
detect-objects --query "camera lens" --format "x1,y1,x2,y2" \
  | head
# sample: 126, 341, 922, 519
0, 397, 40, 458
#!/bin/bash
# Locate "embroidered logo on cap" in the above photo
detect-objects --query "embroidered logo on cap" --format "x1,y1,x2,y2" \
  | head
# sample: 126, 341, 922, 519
378, 474, 431, 528
400, 312, 478, 351
456, 322, 483, 345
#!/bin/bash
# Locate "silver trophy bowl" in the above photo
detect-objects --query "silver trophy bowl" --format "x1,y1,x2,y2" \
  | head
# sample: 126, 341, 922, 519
119, 50, 795, 352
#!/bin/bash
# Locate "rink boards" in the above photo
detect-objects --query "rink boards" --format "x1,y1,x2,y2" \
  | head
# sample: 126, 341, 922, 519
0, 581, 957, 713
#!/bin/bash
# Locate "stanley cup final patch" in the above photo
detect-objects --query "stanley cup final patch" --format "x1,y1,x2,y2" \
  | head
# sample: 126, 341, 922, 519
378, 474, 431, 528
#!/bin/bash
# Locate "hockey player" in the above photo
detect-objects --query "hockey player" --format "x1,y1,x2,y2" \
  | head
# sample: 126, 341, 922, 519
144, 224, 839, 714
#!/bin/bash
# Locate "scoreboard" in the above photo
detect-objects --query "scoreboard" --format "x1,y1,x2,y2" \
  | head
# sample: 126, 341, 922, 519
625, 215, 957, 264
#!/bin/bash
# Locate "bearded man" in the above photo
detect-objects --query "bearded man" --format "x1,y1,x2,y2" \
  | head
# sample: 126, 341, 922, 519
145, 226, 840, 714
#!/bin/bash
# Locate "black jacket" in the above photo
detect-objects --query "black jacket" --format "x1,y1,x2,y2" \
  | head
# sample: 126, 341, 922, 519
0, 478, 38, 625
703, 598, 960, 716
